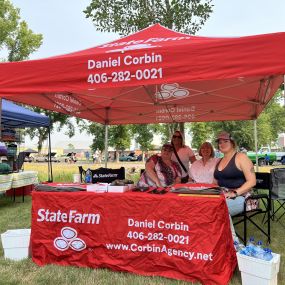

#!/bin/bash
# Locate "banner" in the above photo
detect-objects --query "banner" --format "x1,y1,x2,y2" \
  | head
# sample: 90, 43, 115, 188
91, 167, 125, 183
31, 191, 236, 285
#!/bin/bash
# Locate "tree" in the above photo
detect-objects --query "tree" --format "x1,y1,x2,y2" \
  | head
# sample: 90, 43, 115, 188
84, 0, 213, 35
189, 89, 285, 150
190, 122, 211, 149
86, 122, 105, 152
0, 0, 42, 61
67, 143, 75, 150
109, 125, 131, 160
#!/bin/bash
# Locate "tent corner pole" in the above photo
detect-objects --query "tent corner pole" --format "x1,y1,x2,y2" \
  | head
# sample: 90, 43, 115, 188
254, 119, 258, 172
0, 98, 2, 141
104, 124, 109, 168
48, 127, 53, 182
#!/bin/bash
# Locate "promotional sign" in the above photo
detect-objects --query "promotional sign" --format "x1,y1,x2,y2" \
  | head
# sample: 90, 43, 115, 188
31, 191, 236, 285
91, 167, 125, 183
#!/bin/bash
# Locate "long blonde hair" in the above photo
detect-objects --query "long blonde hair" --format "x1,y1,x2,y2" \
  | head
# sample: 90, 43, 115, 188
171, 130, 186, 147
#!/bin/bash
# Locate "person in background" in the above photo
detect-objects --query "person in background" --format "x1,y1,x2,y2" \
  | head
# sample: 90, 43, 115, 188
213, 131, 256, 242
171, 130, 196, 183
138, 143, 182, 187
190, 142, 218, 183
92, 152, 97, 163
85, 151, 90, 162
264, 153, 270, 165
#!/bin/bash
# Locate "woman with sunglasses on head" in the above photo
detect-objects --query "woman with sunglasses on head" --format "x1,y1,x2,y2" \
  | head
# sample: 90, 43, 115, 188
213, 131, 256, 216
171, 130, 196, 183
190, 142, 218, 183
138, 143, 182, 187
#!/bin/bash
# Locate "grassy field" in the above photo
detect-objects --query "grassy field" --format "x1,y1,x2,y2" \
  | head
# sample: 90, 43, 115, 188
0, 162, 284, 285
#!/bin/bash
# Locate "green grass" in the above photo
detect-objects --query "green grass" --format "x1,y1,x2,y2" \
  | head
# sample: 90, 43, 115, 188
0, 163, 284, 285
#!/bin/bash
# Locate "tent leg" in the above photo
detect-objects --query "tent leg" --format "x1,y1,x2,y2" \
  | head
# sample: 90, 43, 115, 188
254, 120, 258, 172
0, 98, 2, 140
104, 124, 108, 168
48, 127, 53, 182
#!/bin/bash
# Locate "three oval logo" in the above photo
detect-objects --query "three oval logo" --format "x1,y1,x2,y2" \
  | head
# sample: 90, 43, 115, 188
155, 83, 189, 100
54, 227, 86, 252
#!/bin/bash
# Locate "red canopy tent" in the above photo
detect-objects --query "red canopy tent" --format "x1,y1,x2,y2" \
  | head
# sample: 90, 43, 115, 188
0, 24, 285, 125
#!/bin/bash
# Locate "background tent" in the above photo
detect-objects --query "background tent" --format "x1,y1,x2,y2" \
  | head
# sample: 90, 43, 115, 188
0, 99, 52, 181
0, 24, 284, 126
1, 99, 50, 128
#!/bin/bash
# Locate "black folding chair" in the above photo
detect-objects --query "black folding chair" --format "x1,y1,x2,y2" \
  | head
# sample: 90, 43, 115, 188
233, 172, 271, 244
78, 166, 86, 183
270, 168, 285, 228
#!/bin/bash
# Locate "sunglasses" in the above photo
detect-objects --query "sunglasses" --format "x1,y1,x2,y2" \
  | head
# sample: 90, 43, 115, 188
218, 139, 230, 144
162, 148, 173, 152
172, 135, 182, 139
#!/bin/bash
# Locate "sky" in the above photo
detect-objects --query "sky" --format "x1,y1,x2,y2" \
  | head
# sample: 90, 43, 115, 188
9, 0, 285, 149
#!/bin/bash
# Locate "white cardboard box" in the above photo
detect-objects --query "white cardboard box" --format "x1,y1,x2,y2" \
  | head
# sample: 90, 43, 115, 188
86, 183, 108, 192
108, 185, 129, 193
1, 229, 31, 261
237, 252, 280, 285
127, 184, 135, 190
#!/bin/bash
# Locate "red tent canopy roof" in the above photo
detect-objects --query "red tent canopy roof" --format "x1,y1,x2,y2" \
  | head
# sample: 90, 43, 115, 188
0, 24, 284, 124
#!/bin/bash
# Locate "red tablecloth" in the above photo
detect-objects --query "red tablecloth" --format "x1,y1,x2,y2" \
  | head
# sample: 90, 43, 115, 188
31, 191, 237, 285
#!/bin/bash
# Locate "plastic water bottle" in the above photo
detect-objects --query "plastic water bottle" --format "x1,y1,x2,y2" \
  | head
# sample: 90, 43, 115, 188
262, 248, 273, 261
233, 241, 240, 252
239, 244, 251, 256
246, 236, 256, 256
253, 240, 264, 259
85, 169, 92, 184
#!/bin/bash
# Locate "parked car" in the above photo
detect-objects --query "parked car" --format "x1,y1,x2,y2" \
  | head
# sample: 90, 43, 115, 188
59, 152, 77, 163
24, 155, 34, 162
34, 152, 60, 163
22, 148, 38, 163
119, 152, 138, 162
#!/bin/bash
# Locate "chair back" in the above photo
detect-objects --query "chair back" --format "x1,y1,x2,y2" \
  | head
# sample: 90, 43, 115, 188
255, 172, 271, 190
16, 152, 26, 171
270, 168, 285, 199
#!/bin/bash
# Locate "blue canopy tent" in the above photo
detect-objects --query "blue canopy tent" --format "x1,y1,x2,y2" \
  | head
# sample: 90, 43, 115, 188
0, 99, 53, 181
1, 99, 50, 128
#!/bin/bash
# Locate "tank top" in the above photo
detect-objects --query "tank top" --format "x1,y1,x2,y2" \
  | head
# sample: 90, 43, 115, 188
214, 153, 246, 189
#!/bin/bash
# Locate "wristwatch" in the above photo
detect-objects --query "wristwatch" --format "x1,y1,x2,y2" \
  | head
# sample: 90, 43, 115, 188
232, 190, 238, 199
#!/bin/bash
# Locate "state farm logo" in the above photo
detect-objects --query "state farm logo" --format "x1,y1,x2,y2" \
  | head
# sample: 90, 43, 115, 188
155, 83, 189, 100
106, 43, 160, 53
54, 227, 86, 252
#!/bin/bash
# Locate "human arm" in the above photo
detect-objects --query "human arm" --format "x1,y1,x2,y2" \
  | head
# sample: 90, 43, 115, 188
145, 156, 163, 187
225, 153, 256, 199
188, 147, 196, 163
174, 176, 181, 184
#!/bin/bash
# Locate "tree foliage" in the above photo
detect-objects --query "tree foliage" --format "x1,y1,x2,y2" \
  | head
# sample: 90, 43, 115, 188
190, 122, 211, 149
0, 0, 42, 61
87, 123, 105, 152
84, 0, 213, 35
130, 124, 154, 151
189, 89, 285, 150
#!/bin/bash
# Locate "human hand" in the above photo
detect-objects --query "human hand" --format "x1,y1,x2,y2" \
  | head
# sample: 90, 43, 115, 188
224, 191, 238, 199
